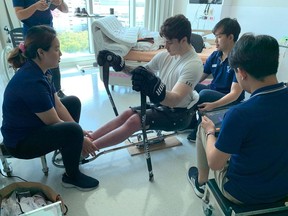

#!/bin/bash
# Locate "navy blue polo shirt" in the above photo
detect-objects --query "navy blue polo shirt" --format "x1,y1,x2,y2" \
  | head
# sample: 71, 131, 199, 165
1, 60, 56, 148
13, 0, 53, 37
204, 51, 244, 101
216, 83, 288, 204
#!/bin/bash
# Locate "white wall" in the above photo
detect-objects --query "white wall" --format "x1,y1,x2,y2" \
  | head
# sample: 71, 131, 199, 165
185, 0, 288, 82
223, 0, 288, 82
278, 47, 288, 83
0, 1, 21, 52
186, 3, 222, 32
172, 0, 187, 15
221, 0, 288, 40
0, 1, 11, 48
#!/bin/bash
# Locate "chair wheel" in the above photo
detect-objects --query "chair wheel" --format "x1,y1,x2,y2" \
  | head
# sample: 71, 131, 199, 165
2, 169, 13, 177
2, 164, 13, 177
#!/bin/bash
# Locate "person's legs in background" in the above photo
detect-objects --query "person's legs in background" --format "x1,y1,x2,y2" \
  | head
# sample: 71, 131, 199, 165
194, 83, 210, 93
50, 67, 66, 98
60, 95, 81, 122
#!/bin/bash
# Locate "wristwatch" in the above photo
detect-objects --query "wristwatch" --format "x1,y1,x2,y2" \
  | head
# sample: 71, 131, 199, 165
206, 131, 215, 138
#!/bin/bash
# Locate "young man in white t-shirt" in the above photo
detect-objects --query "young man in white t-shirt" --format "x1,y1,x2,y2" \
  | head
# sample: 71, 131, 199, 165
90, 14, 203, 150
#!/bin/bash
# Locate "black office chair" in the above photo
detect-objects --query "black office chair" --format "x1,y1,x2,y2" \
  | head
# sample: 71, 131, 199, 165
191, 33, 205, 53
9, 27, 24, 48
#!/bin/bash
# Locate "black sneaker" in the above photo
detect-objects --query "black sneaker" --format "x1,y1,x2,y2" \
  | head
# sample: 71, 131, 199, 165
187, 129, 197, 142
81, 8, 89, 16
57, 90, 66, 98
74, 7, 81, 16
62, 172, 99, 191
187, 166, 206, 198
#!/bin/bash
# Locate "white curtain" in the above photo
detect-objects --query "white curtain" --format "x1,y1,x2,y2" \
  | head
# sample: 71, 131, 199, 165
144, 0, 175, 32
5, 0, 21, 28
0, 0, 21, 49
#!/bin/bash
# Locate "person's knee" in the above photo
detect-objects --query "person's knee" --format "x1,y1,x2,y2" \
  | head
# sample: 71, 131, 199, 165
69, 95, 81, 108
198, 89, 217, 104
199, 89, 214, 98
119, 109, 135, 121
61, 95, 81, 107
125, 114, 141, 129
61, 122, 83, 144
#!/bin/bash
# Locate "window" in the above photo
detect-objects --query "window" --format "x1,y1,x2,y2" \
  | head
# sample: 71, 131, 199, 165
92, 0, 145, 27
52, 0, 145, 61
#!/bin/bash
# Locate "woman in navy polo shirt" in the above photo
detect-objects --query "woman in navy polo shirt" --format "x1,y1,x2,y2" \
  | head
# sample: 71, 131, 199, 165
1, 25, 99, 191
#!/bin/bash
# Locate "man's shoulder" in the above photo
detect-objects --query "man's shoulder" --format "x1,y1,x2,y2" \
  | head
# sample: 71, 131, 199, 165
208, 50, 222, 59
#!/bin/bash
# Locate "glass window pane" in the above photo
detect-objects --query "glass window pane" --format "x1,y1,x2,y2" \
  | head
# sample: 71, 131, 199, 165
92, 0, 145, 27
92, 0, 129, 26
135, 0, 145, 26
52, 0, 145, 60
52, 0, 89, 57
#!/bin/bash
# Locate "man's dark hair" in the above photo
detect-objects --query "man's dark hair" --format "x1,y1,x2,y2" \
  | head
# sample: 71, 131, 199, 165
229, 33, 279, 80
160, 14, 192, 44
212, 17, 241, 42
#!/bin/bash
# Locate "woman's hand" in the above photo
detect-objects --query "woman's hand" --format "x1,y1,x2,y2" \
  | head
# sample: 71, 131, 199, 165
81, 136, 98, 157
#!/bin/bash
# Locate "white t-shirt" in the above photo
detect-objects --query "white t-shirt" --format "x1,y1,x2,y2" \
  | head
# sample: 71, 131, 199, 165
145, 48, 203, 108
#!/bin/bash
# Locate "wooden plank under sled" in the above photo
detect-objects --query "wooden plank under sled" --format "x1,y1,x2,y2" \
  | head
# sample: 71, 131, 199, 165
125, 136, 182, 156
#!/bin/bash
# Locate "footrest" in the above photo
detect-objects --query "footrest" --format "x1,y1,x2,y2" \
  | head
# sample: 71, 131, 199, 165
52, 150, 97, 168
136, 136, 165, 148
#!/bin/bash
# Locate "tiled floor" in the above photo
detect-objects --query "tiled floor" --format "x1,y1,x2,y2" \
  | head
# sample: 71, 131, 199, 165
0, 66, 204, 216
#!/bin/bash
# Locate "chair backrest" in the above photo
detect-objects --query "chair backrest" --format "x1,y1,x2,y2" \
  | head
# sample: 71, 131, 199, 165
191, 33, 204, 53
9, 27, 24, 48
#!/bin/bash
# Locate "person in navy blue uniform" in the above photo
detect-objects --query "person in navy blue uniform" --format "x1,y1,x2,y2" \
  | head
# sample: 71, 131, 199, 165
12, 0, 68, 97
186, 18, 245, 141
1, 25, 99, 191
187, 33, 288, 204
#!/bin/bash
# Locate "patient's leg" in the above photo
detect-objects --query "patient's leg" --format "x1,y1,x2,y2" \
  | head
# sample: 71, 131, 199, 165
91, 109, 142, 149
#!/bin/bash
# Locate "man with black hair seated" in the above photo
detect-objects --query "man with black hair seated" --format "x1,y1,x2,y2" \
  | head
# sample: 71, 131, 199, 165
187, 33, 288, 204
88, 14, 203, 150
186, 18, 245, 142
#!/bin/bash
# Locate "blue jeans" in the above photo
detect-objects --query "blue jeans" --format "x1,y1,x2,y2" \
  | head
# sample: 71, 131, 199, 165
191, 84, 240, 130
196, 84, 226, 104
